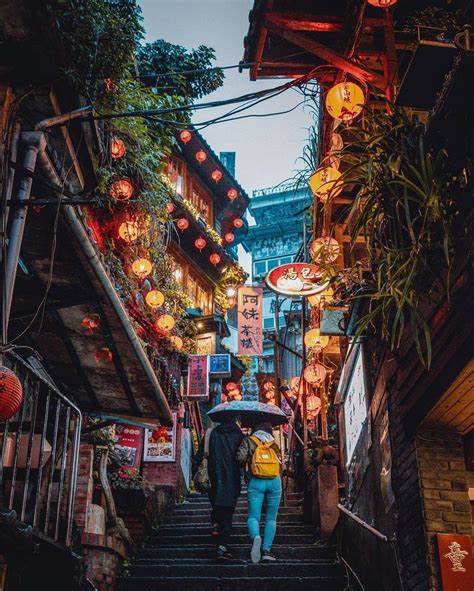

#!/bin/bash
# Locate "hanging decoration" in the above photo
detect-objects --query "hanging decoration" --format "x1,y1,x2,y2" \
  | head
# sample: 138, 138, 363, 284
304, 328, 330, 352
94, 347, 113, 363
226, 286, 237, 307
237, 286, 263, 356
131, 257, 152, 279
308, 286, 334, 308
303, 363, 327, 386
290, 376, 304, 396
195, 237, 207, 251
211, 169, 222, 183
155, 314, 175, 332
177, 218, 189, 231
111, 137, 126, 160
166, 202, 175, 214
195, 150, 207, 164
224, 232, 235, 244
310, 236, 341, 265
227, 188, 238, 201
225, 382, 238, 392
179, 130, 192, 144
145, 290, 165, 309
209, 253, 221, 266
169, 335, 183, 351
118, 216, 149, 243
0, 366, 24, 422
109, 178, 134, 201
81, 313, 101, 334
307, 395, 322, 418
367, 0, 397, 7
233, 218, 244, 229
309, 167, 343, 202
326, 81, 365, 124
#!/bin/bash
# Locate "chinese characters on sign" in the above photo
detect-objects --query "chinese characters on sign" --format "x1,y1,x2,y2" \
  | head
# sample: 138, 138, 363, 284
114, 424, 143, 472
209, 354, 231, 377
238, 287, 263, 356
187, 355, 209, 400
437, 534, 473, 591
265, 263, 329, 297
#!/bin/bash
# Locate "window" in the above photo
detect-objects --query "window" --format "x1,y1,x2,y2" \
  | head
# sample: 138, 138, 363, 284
267, 259, 279, 271
188, 179, 213, 225
264, 318, 275, 329
188, 272, 212, 314
167, 157, 184, 196
171, 259, 184, 284
254, 261, 266, 277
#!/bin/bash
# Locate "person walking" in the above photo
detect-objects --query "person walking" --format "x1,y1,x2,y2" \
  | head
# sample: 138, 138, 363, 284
236, 422, 282, 563
207, 419, 244, 559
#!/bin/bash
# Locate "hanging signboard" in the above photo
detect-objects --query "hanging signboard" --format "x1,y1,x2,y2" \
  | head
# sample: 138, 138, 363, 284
114, 424, 143, 472
237, 286, 263, 356
343, 346, 368, 465
265, 263, 329, 297
186, 354, 209, 399
209, 354, 231, 377
437, 534, 473, 591
143, 413, 177, 462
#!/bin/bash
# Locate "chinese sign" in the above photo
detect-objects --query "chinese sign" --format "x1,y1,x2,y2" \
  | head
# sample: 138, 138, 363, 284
114, 424, 143, 472
187, 354, 209, 399
342, 346, 367, 465
196, 332, 216, 355
143, 413, 177, 462
238, 286, 263, 356
437, 534, 473, 591
209, 354, 231, 377
265, 263, 329, 297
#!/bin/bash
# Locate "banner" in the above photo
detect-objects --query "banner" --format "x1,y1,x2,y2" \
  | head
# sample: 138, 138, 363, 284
114, 424, 143, 472
265, 263, 329, 297
238, 286, 263, 356
187, 354, 209, 399
143, 413, 177, 462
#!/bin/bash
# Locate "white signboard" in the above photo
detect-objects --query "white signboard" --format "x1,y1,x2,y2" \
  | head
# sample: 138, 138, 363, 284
343, 347, 367, 465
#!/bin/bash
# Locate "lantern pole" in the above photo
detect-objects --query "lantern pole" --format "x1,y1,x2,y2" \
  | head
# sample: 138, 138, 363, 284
273, 294, 281, 406
302, 218, 308, 468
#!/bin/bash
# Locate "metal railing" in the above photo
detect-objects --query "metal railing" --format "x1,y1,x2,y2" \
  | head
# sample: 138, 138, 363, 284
0, 353, 81, 547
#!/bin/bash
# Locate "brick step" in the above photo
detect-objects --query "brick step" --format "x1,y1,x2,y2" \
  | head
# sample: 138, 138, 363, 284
154, 524, 314, 537
145, 533, 315, 546
163, 513, 304, 525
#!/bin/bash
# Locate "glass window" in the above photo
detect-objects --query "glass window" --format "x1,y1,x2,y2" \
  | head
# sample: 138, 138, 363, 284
254, 261, 266, 276
188, 272, 213, 314
264, 317, 275, 329
189, 181, 212, 225
280, 257, 292, 264
267, 259, 279, 271
167, 157, 184, 196
171, 258, 184, 285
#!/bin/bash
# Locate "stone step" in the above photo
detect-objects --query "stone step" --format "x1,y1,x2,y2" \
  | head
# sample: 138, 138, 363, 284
163, 513, 304, 525
172, 506, 301, 516
154, 524, 314, 537
177, 498, 303, 511
146, 533, 315, 546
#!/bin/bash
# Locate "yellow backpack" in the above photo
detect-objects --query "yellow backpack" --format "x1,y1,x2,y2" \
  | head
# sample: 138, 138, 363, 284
249, 436, 280, 479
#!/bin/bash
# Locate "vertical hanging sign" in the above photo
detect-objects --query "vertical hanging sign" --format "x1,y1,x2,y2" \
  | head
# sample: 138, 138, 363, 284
238, 286, 263, 356
187, 355, 209, 399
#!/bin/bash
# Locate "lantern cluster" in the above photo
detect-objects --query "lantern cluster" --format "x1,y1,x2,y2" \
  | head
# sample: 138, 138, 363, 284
262, 380, 276, 405
225, 382, 242, 401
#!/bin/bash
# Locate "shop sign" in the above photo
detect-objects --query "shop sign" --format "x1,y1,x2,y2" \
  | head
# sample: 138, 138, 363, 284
143, 412, 177, 462
237, 286, 263, 355
114, 424, 143, 472
209, 354, 231, 377
437, 534, 473, 591
265, 263, 329, 297
342, 346, 368, 465
196, 332, 216, 355
187, 354, 209, 399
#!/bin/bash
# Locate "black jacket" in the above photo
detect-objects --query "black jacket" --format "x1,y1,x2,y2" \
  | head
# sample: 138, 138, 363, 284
208, 423, 244, 507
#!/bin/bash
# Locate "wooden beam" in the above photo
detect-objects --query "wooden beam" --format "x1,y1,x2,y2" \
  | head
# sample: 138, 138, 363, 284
251, 0, 273, 81
265, 21, 388, 90
265, 12, 386, 33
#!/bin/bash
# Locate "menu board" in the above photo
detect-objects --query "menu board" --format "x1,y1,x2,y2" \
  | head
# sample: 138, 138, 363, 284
114, 424, 143, 471
143, 413, 177, 462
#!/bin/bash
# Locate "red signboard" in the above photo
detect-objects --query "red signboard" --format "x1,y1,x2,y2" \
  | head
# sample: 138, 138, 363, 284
237, 286, 263, 356
114, 424, 143, 472
437, 533, 473, 591
265, 263, 329, 297
186, 355, 209, 399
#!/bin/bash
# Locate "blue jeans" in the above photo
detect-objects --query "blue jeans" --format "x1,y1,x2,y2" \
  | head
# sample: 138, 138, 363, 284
247, 476, 282, 551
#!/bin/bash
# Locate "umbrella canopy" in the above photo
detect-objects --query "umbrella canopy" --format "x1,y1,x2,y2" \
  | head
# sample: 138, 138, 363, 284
207, 400, 288, 427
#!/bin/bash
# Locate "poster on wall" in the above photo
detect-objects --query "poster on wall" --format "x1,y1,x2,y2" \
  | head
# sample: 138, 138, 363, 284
114, 424, 143, 472
343, 346, 368, 465
143, 413, 177, 462
180, 428, 192, 489
187, 355, 209, 399
237, 286, 263, 356
437, 534, 473, 591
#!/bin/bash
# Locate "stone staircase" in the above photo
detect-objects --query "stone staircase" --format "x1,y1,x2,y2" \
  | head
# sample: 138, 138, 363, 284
121, 489, 349, 590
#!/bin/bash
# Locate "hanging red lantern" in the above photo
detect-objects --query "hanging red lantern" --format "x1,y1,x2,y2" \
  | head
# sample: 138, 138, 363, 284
109, 178, 134, 201
211, 169, 222, 183
224, 232, 235, 244
226, 382, 238, 392
367, 0, 397, 7
177, 218, 189, 231
210, 253, 221, 266
94, 348, 113, 363
303, 363, 327, 386
180, 130, 192, 144
166, 202, 175, 214
195, 150, 207, 164
81, 314, 101, 334
227, 188, 238, 201
131, 257, 153, 279
195, 237, 207, 251
0, 367, 23, 422
111, 137, 126, 160
233, 218, 244, 229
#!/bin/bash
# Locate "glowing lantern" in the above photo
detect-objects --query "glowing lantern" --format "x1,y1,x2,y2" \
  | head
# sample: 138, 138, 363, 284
307, 395, 322, 417
264, 390, 275, 401
170, 335, 183, 350
303, 363, 327, 386
195, 237, 207, 251
210, 253, 221, 266
367, 0, 397, 7
304, 329, 330, 352
226, 382, 238, 392
118, 216, 149, 243
211, 169, 222, 183
226, 286, 237, 307
132, 258, 152, 279
290, 377, 304, 396
81, 314, 101, 333
109, 178, 134, 201
180, 130, 192, 144
0, 366, 24, 422
263, 381, 274, 391
177, 218, 189, 231
196, 150, 207, 164
326, 82, 365, 124
155, 314, 175, 332
111, 137, 126, 160
94, 348, 113, 363
145, 290, 165, 309
310, 237, 341, 264
308, 294, 321, 307
224, 232, 235, 244
233, 218, 244, 229
309, 167, 343, 202
227, 188, 238, 201
166, 202, 175, 214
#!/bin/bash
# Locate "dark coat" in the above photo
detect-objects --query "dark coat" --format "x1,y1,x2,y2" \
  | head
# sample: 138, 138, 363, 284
208, 423, 244, 507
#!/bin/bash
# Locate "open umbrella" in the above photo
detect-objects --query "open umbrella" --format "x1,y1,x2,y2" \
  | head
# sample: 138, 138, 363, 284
207, 400, 288, 427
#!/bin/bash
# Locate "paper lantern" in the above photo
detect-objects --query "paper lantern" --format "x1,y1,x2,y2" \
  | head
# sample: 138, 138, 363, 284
169, 335, 183, 350
326, 82, 365, 124
233, 218, 244, 229
224, 232, 235, 244
226, 286, 237, 307
81, 314, 101, 333
196, 150, 207, 164
180, 130, 192, 144
177, 218, 189, 231
109, 178, 134, 201
195, 237, 207, 251
211, 169, 222, 183
94, 348, 113, 363
227, 188, 238, 201
308, 294, 321, 307
0, 367, 23, 422
226, 382, 238, 392
118, 216, 149, 243
309, 167, 343, 202
131, 258, 152, 279
155, 314, 175, 332
304, 329, 330, 352
307, 395, 322, 417
210, 253, 221, 266
111, 137, 126, 160
303, 363, 327, 386
310, 236, 341, 264
290, 377, 304, 396
145, 290, 165, 309
368, 0, 397, 7
263, 380, 274, 391
166, 202, 175, 214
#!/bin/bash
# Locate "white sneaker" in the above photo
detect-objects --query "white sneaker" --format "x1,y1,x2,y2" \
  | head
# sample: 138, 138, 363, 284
250, 535, 262, 564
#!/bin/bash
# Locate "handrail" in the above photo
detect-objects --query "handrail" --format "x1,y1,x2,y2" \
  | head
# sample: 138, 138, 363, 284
338, 504, 389, 543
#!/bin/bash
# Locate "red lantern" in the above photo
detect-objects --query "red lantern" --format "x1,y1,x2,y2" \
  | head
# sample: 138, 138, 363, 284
195, 237, 207, 251
81, 314, 101, 334
177, 218, 189, 231
227, 188, 238, 201
196, 150, 207, 164
111, 137, 126, 160
103, 78, 117, 93
224, 232, 235, 243
166, 202, 175, 214
0, 367, 23, 422
211, 169, 222, 183
368, 0, 397, 6
226, 382, 238, 392
109, 179, 134, 201
233, 218, 244, 229
210, 253, 221, 266
180, 130, 192, 144
94, 348, 113, 363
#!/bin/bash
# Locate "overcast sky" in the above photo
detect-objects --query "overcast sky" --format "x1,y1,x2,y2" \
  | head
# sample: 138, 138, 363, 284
138, 0, 313, 196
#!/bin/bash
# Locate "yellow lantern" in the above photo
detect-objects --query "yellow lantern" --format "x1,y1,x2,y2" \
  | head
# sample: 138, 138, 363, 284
131, 258, 152, 279
155, 314, 175, 332
310, 237, 342, 265
308, 286, 334, 307
325, 81, 365, 124
145, 290, 165, 309
169, 335, 183, 350
303, 363, 327, 386
304, 329, 330, 352
309, 167, 343, 202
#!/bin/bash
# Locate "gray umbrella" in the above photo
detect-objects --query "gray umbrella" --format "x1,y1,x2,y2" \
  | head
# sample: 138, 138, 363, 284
207, 400, 288, 427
